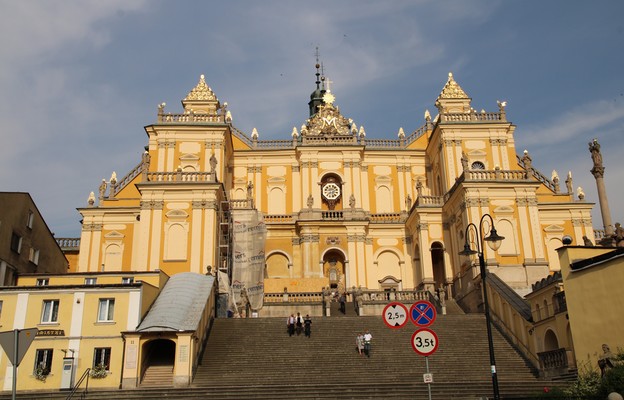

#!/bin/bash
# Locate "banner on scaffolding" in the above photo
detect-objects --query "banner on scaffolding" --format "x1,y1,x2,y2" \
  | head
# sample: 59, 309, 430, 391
231, 209, 266, 311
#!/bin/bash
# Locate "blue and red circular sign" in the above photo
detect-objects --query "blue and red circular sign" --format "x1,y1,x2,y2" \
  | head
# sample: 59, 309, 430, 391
409, 300, 437, 327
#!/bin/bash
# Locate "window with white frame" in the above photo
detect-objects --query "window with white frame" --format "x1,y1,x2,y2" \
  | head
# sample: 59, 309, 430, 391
121, 277, 134, 284
93, 347, 111, 370
36, 278, 49, 286
41, 300, 59, 323
85, 278, 97, 285
29, 248, 40, 265
97, 299, 115, 322
27, 211, 35, 229
34, 349, 53, 376
10, 232, 22, 254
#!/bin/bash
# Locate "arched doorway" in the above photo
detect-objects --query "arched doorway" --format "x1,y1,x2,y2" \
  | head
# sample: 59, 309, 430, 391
323, 250, 346, 291
544, 329, 559, 351
431, 242, 446, 290
141, 339, 176, 385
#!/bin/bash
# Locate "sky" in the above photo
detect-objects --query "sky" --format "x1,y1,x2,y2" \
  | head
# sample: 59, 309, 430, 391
1, 0, 623, 238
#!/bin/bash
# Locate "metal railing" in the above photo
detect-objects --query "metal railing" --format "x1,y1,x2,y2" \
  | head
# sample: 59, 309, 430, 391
65, 368, 90, 400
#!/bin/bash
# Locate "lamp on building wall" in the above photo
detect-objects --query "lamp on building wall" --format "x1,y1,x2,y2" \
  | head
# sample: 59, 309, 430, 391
459, 213, 504, 400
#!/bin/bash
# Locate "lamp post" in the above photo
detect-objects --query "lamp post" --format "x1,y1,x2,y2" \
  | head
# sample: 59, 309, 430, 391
459, 213, 504, 400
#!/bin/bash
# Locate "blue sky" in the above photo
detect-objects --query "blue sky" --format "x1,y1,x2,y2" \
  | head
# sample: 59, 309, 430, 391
1, 0, 623, 237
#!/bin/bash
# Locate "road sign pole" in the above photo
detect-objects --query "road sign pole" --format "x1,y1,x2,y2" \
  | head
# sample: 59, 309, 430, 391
425, 356, 432, 400
12, 329, 17, 400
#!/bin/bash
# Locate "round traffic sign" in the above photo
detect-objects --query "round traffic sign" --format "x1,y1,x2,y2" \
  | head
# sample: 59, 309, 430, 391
409, 300, 437, 327
411, 328, 439, 356
382, 302, 408, 329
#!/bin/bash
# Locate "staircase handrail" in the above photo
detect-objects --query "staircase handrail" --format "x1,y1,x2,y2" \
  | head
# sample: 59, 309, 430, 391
65, 368, 90, 400
489, 312, 540, 369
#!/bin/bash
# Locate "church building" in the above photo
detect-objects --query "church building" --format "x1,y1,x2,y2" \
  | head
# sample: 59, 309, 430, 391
75, 65, 595, 310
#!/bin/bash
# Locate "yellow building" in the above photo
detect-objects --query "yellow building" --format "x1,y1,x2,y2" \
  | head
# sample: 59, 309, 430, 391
74, 68, 595, 311
557, 245, 624, 371
0, 271, 167, 391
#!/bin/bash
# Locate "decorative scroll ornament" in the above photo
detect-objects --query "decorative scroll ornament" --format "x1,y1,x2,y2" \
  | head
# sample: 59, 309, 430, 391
305, 102, 352, 137
184, 74, 217, 101
438, 72, 469, 99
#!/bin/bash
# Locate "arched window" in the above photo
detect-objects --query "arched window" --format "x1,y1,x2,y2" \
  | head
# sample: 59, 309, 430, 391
471, 161, 485, 170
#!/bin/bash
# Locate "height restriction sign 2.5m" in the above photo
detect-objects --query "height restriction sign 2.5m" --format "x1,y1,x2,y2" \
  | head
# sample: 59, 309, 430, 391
409, 300, 436, 327
382, 302, 408, 329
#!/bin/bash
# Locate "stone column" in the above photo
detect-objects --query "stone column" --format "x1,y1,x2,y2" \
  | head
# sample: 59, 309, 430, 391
589, 139, 614, 238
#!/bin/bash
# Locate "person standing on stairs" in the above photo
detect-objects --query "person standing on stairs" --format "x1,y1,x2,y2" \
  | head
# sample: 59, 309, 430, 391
339, 292, 346, 314
356, 332, 365, 356
363, 330, 373, 357
304, 314, 312, 337
287, 314, 295, 336
295, 312, 304, 335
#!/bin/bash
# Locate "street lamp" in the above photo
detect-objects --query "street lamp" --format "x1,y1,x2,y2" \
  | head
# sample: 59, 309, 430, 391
459, 213, 504, 400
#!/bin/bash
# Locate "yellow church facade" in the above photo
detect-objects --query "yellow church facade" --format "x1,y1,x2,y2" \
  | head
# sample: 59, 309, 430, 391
75, 69, 595, 306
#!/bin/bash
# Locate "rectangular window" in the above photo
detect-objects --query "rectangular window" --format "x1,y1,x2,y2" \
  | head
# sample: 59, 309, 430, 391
0, 300, 3, 319
98, 299, 115, 322
10, 233, 22, 254
29, 248, 40, 265
121, 277, 134, 284
36, 278, 49, 286
27, 211, 34, 229
85, 278, 97, 285
41, 300, 59, 323
34, 349, 53, 376
93, 347, 111, 370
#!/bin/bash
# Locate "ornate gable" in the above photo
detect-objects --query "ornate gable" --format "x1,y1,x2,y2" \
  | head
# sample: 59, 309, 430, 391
301, 99, 357, 145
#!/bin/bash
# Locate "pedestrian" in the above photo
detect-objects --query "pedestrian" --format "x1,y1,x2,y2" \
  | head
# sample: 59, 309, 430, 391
339, 292, 346, 314
356, 332, 364, 356
363, 329, 372, 357
295, 312, 304, 335
304, 314, 312, 337
287, 314, 295, 336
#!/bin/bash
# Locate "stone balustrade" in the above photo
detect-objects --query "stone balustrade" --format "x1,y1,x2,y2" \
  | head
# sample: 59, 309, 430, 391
440, 111, 505, 122
264, 292, 322, 303
369, 213, 403, 223
321, 210, 343, 220
416, 195, 444, 207
145, 171, 216, 183
158, 112, 224, 124
464, 169, 527, 181
56, 238, 81, 249
538, 348, 569, 370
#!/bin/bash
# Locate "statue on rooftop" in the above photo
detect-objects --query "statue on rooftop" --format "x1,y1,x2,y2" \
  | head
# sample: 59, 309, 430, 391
614, 222, 624, 247
461, 151, 469, 171
521, 150, 533, 176
98, 179, 107, 200
209, 152, 217, 173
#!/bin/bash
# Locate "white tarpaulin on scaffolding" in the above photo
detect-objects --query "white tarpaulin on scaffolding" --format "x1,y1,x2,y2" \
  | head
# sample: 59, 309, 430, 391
231, 209, 266, 311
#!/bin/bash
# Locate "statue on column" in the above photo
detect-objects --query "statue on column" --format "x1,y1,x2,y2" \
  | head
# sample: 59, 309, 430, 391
405, 194, 412, 210
247, 181, 254, 199
307, 194, 314, 209
349, 194, 356, 209
589, 138, 603, 168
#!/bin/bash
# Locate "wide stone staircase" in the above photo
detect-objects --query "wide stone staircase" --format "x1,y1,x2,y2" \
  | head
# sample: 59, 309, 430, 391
1, 303, 566, 399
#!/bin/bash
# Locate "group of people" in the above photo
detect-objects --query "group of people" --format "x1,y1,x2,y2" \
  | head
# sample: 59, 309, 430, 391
356, 330, 373, 357
287, 312, 312, 337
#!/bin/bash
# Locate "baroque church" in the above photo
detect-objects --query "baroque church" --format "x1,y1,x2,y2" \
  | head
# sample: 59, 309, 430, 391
76, 64, 595, 308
